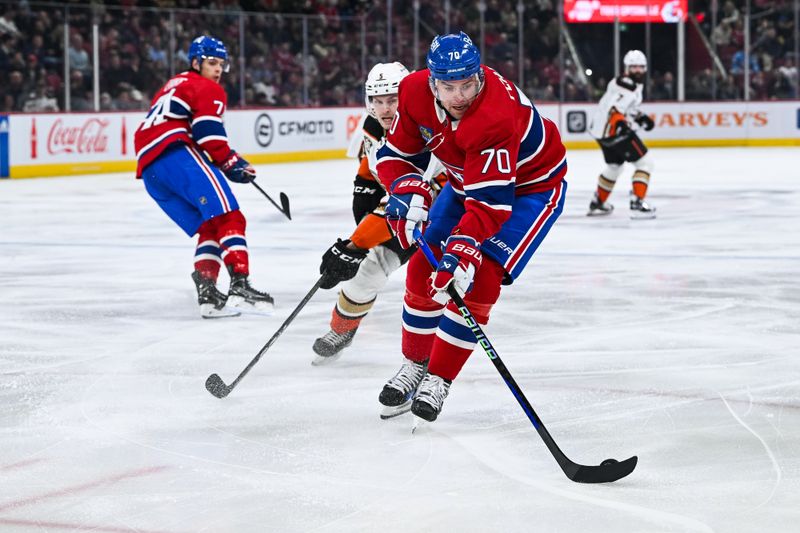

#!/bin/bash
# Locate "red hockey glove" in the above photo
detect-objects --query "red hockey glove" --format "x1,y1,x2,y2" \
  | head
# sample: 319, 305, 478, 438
429, 235, 482, 305
385, 174, 433, 249
220, 151, 256, 183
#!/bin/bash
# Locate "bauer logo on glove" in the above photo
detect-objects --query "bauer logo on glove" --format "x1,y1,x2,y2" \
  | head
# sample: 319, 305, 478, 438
429, 235, 483, 305
385, 173, 434, 249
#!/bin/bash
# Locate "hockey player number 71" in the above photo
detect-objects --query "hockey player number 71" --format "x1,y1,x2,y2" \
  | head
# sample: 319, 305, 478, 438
480, 148, 512, 174
140, 89, 177, 130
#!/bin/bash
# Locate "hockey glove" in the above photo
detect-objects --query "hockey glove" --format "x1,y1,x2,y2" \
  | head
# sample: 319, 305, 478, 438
352, 176, 384, 224
429, 235, 482, 305
319, 239, 369, 290
220, 151, 256, 183
385, 174, 433, 249
634, 113, 655, 131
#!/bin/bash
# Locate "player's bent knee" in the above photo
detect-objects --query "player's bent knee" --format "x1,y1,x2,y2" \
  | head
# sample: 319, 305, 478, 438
634, 153, 654, 174
602, 163, 623, 181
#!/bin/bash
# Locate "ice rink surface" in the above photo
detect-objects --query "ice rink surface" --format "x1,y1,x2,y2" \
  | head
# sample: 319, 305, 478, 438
1, 147, 799, 532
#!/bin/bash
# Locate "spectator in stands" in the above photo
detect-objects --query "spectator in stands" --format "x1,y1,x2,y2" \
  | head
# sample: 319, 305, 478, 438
720, 1, 740, 26
69, 69, 92, 111
68, 33, 91, 75
99, 91, 116, 111
651, 71, 675, 100
712, 21, 732, 48
23, 81, 59, 112
718, 74, 740, 99
731, 49, 760, 74
6, 70, 27, 109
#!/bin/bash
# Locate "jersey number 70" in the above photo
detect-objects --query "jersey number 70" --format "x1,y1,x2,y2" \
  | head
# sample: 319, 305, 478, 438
480, 148, 512, 174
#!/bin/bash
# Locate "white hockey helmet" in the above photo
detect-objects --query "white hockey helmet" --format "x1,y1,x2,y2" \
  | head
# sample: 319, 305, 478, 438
623, 50, 647, 70
364, 61, 409, 116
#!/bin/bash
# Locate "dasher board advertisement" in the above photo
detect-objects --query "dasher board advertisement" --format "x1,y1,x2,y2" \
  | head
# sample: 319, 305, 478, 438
3, 102, 798, 178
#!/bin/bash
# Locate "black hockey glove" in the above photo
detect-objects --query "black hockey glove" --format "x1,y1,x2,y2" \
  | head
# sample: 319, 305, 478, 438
634, 113, 655, 131
220, 151, 256, 183
351, 176, 383, 224
319, 239, 369, 290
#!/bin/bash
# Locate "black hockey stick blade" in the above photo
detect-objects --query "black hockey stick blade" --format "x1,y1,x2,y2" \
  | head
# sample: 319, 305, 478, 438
205, 373, 232, 398
567, 455, 638, 483
251, 181, 291, 220
204, 277, 324, 399
279, 192, 291, 220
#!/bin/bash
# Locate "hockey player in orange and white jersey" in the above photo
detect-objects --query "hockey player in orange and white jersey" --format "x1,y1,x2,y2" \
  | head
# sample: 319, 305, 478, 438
587, 50, 656, 219
312, 62, 446, 365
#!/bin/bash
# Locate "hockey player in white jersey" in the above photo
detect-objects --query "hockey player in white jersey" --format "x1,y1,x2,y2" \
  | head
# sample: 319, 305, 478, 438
313, 61, 447, 367
587, 50, 656, 219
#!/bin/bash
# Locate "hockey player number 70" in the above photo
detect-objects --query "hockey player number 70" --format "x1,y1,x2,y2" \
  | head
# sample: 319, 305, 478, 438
480, 148, 512, 174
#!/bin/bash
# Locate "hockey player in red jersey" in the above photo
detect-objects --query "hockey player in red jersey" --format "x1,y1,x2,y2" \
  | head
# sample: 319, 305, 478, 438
134, 35, 274, 318
587, 50, 656, 219
374, 32, 568, 422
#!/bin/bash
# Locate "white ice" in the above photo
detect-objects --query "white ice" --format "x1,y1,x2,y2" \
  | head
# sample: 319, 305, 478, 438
1, 147, 799, 533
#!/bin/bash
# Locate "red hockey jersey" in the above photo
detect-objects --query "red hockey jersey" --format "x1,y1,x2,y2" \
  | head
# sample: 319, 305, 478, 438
376, 67, 567, 243
134, 71, 233, 177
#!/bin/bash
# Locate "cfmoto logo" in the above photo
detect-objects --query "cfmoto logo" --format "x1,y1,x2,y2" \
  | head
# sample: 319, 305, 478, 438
255, 113, 274, 147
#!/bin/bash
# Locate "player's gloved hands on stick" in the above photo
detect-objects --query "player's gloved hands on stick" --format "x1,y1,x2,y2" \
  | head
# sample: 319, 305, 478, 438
352, 176, 384, 223
319, 239, 369, 290
634, 113, 655, 131
385, 174, 433, 249
429, 235, 482, 305
220, 151, 256, 183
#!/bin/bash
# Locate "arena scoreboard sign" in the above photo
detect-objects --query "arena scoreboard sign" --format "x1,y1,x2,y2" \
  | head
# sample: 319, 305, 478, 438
564, 0, 688, 23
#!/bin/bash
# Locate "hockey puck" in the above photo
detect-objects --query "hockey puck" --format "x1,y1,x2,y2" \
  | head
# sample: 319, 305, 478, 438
601, 458, 618, 466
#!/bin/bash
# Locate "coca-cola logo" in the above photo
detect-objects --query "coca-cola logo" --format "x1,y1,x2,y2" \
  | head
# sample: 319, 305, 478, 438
47, 118, 110, 155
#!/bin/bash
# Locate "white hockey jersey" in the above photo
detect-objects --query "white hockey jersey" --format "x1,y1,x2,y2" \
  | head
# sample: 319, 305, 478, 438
588, 76, 644, 139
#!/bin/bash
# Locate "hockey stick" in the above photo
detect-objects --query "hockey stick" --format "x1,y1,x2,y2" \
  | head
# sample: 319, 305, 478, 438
251, 180, 292, 220
205, 276, 323, 398
413, 228, 637, 483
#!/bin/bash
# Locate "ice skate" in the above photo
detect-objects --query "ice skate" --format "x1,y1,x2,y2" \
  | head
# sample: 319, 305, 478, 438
311, 328, 357, 366
629, 194, 656, 219
379, 358, 427, 419
227, 266, 275, 313
411, 373, 452, 423
191, 271, 241, 319
587, 192, 614, 216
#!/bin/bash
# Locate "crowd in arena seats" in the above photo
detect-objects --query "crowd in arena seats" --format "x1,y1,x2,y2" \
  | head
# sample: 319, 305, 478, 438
700, 0, 798, 99
1, 0, 796, 112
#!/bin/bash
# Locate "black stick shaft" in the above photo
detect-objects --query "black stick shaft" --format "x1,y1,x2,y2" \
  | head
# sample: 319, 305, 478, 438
225, 277, 323, 392
413, 230, 579, 478
251, 181, 291, 220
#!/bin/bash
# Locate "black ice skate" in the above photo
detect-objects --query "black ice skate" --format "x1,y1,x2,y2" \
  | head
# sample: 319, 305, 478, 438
311, 328, 357, 366
379, 358, 427, 419
191, 271, 241, 319
629, 194, 656, 219
411, 373, 452, 423
587, 192, 614, 216
227, 266, 275, 313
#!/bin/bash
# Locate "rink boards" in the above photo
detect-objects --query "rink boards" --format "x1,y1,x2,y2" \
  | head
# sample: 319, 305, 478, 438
1, 101, 798, 178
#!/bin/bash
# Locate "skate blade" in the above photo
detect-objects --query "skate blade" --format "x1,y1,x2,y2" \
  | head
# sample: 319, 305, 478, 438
379, 402, 412, 420
587, 208, 613, 217
311, 351, 344, 367
200, 304, 241, 319
228, 296, 275, 315
411, 417, 426, 434
629, 211, 656, 220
